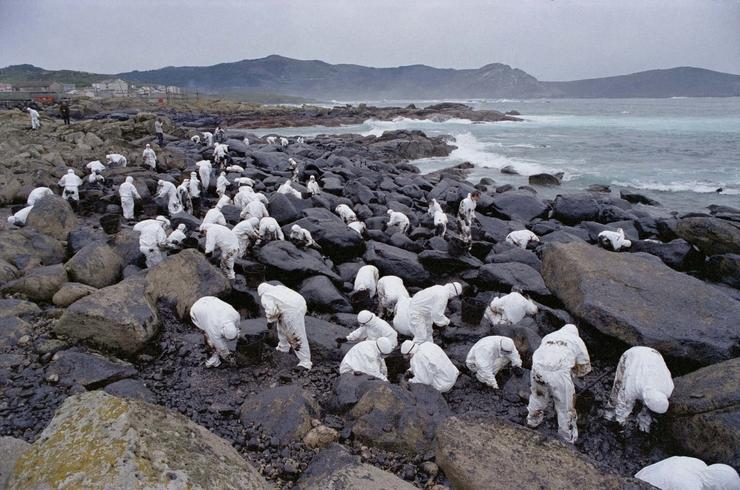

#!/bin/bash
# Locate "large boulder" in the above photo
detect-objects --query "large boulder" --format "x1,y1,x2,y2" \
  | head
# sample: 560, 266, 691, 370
268, 193, 308, 224
542, 241, 740, 367
1, 263, 67, 302
551, 193, 631, 225
705, 254, 740, 288
477, 262, 550, 297
492, 191, 549, 222
0, 258, 19, 284
629, 239, 701, 271
305, 317, 352, 361
46, 349, 137, 389
676, 217, 740, 256
290, 216, 366, 261
52, 282, 97, 307
348, 382, 450, 455
435, 416, 626, 490
145, 249, 231, 319
239, 384, 320, 444
418, 250, 484, 274
299, 275, 352, 313
0, 437, 30, 489
256, 240, 341, 283
363, 241, 429, 287
65, 241, 123, 288
0, 229, 65, 268
297, 443, 416, 490
8, 391, 270, 489
667, 357, 739, 467
24, 195, 77, 241
54, 275, 160, 355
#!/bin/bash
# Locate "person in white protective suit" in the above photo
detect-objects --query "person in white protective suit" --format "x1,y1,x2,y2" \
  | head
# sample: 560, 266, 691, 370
506, 229, 540, 249
466, 336, 523, 389
106, 153, 127, 167
85, 160, 106, 184
484, 291, 538, 326
227, 165, 244, 173
289, 224, 319, 249
377, 275, 409, 319
288, 158, 300, 181
188, 172, 202, 215
243, 136, 250, 146
428, 198, 443, 216
196, 160, 212, 193
526, 324, 591, 443
118, 176, 141, 221
258, 282, 312, 369
235, 177, 255, 187
27, 107, 40, 129
216, 172, 230, 197
190, 135, 201, 145
604, 346, 674, 432
241, 199, 269, 220
26, 187, 53, 206
177, 179, 192, 214
408, 282, 462, 344
213, 143, 228, 164
280, 137, 289, 147
278, 180, 303, 199
458, 191, 480, 245
199, 204, 227, 231
307, 175, 321, 195
233, 217, 260, 255
598, 228, 632, 251
190, 296, 240, 367
258, 217, 284, 243
266, 136, 277, 145
335, 204, 357, 224
635, 456, 740, 490
142, 144, 157, 170
392, 296, 413, 337
7, 206, 33, 226
234, 185, 256, 209
386, 209, 410, 234
133, 216, 169, 268
433, 210, 448, 237
401, 340, 459, 393
215, 194, 232, 211
156, 180, 183, 216
347, 310, 398, 349
339, 337, 394, 381
58, 169, 82, 202
353, 265, 380, 298
203, 223, 239, 279
297, 136, 304, 144
202, 131, 213, 146
347, 220, 367, 237
166, 223, 188, 249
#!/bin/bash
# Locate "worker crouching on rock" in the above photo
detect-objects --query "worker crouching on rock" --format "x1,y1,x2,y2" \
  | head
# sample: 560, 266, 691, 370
190, 296, 240, 368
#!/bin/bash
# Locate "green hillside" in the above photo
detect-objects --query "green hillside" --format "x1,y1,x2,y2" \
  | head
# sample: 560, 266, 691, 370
0, 64, 110, 86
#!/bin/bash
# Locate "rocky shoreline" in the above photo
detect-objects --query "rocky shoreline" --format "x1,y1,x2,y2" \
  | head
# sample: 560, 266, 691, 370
0, 103, 738, 488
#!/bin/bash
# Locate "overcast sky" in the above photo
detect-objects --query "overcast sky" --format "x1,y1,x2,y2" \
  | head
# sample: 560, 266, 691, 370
1, 0, 738, 80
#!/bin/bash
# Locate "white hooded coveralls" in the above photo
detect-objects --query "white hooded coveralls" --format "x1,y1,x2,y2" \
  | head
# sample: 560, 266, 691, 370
406, 341, 459, 393
393, 296, 413, 337
204, 224, 239, 280
506, 229, 540, 249
484, 292, 538, 326
106, 154, 127, 167
233, 217, 260, 255
258, 283, 312, 369
7, 205, 33, 226
190, 296, 240, 367
199, 207, 227, 231
289, 225, 317, 248
635, 457, 740, 490
202, 131, 213, 146
347, 221, 366, 237
28, 108, 40, 129
134, 219, 168, 268
428, 199, 443, 216
377, 275, 409, 319
598, 228, 632, 251
27, 187, 53, 206
213, 143, 228, 163
340, 340, 389, 381
177, 180, 192, 213
191, 135, 200, 145
527, 324, 591, 443
216, 172, 230, 196
458, 193, 477, 242
278, 180, 302, 199
196, 160, 212, 192
189, 173, 201, 199
408, 283, 461, 344
307, 176, 320, 195
234, 186, 256, 209
607, 346, 674, 432
347, 311, 398, 349
166, 224, 187, 248
58, 170, 82, 201
433, 211, 448, 237
353, 265, 379, 298
119, 177, 141, 220
387, 210, 410, 234
241, 200, 269, 220
142, 145, 156, 170
258, 217, 284, 242
466, 336, 522, 388
157, 180, 183, 215
86, 160, 106, 174
335, 204, 357, 224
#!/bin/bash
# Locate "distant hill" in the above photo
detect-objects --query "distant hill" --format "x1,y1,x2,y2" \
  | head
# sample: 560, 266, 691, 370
3, 57, 740, 99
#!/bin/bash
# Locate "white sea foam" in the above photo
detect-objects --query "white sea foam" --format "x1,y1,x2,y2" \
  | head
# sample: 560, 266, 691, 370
361, 117, 476, 137
448, 132, 556, 176
612, 180, 740, 194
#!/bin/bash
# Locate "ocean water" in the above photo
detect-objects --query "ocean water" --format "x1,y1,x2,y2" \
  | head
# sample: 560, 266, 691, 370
251, 98, 740, 213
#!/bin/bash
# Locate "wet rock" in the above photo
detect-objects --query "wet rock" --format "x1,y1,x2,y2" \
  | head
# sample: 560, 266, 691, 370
477, 262, 550, 297
256, 240, 341, 283
169, 211, 202, 231
305, 317, 352, 361
551, 193, 631, 226
418, 249, 483, 274
705, 254, 740, 288
64, 241, 123, 288
542, 241, 740, 367
110, 228, 144, 266
667, 357, 739, 467
475, 214, 523, 242
528, 173, 561, 186
0, 316, 31, 349
8, 391, 270, 489
1, 263, 67, 302
290, 215, 366, 261
364, 241, 429, 287
629, 239, 701, 271
52, 282, 97, 307
500, 165, 519, 175
46, 349, 137, 389
24, 195, 77, 241
239, 385, 320, 444
435, 416, 626, 489
145, 249, 231, 319
491, 191, 549, 222
0, 298, 41, 317
0, 259, 20, 284
303, 425, 339, 449
579, 220, 639, 243
268, 193, 308, 225
55, 275, 159, 355
486, 246, 542, 272
299, 275, 352, 313
103, 378, 157, 404
676, 217, 740, 256
0, 436, 30, 489
0, 229, 65, 268
297, 443, 416, 489
67, 226, 107, 256
329, 373, 388, 414
620, 190, 660, 206
349, 382, 450, 455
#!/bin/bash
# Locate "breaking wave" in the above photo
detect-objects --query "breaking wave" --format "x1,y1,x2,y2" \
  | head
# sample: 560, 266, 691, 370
611, 180, 740, 194
449, 132, 556, 176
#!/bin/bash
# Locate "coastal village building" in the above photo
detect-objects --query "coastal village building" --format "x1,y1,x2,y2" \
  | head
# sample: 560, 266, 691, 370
0, 83, 12, 92
92, 79, 129, 97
